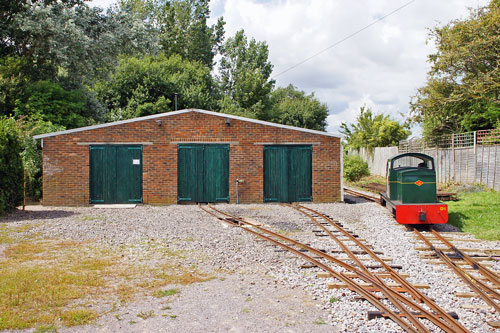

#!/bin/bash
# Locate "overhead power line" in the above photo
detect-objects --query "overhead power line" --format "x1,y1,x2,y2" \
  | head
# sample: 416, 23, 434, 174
273, 0, 416, 78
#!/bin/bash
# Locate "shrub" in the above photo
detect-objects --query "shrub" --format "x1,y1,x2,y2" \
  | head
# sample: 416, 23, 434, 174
343, 154, 370, 182
0, 117, 23, 214
17, 119, 64, 200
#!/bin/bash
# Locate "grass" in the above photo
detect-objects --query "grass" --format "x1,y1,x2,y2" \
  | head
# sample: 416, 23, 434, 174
155, 288, 180, 298
136, 310, 155, 320
60, 309, 98, 326
0, 224, 35, 244
447, 191, 500, 240
0, 238, 212, 330
313, 319, 327, 325
329, 296, 340, 303
0, 241, 110, 330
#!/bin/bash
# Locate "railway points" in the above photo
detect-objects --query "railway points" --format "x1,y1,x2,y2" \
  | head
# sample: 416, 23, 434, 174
199, 203, 469, 332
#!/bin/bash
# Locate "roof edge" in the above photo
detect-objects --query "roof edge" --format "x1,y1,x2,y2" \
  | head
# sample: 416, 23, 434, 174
33, 108, 341, 139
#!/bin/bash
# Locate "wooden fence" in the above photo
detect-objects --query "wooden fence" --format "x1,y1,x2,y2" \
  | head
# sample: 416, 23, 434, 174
399, 129, 500, 191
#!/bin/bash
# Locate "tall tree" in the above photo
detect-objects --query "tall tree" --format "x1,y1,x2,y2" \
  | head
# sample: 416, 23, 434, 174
218, 29, 275, 120
270, 85, 328, 131
96, 54, 217, 120
0, 1, 158, 120
340, 106, 410, 149
119, 0, 224, 69
411, 0, 500, 140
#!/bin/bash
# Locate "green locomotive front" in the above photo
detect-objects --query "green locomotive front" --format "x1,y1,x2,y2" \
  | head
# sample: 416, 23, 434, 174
381, 153, 448, 224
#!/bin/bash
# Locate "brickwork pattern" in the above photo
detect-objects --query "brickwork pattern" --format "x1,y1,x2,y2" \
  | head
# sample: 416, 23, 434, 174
42, 112, 341, 206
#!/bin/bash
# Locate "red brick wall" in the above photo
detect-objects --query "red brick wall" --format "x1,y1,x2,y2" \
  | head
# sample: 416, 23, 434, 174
41, 111, 341, 206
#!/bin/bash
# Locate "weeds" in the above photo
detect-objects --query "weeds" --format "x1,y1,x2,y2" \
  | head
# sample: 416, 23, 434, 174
0, 234, 212, 330
155, 288, 180, 298
136, 311, 155, 320
34, 324, 58, 333
60, 309, 97, 327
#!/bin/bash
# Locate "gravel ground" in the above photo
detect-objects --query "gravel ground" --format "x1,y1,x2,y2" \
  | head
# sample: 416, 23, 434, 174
1, 200, 499, 332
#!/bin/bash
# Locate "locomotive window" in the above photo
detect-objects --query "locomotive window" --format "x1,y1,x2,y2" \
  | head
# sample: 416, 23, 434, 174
392, 156, 433, 170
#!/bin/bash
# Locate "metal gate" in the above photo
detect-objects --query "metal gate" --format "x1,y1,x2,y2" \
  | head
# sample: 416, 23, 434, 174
264, 145, 312, 202
177, 144, 229, 202
89, 145, 142, 204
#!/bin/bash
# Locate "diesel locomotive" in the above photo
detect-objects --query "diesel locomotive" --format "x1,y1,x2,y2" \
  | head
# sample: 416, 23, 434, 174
380, 153, 448, 224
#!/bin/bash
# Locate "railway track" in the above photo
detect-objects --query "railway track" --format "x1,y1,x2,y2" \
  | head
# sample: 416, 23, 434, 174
345, 187, 500, 328
199, 203, 468, 332
413, 229, 500, 313
343, 188, 380, 203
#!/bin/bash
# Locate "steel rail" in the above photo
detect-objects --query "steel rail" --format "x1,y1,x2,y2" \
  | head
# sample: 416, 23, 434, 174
207, 207, 434, 332
430, 228, 500, 287
198, 204, 421, 332
413, 228, 500, 313
291, 204, 468, 333
343, 188, 381, 203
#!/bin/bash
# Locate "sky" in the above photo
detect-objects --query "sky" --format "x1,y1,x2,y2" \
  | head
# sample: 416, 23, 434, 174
89, 0, 489, 136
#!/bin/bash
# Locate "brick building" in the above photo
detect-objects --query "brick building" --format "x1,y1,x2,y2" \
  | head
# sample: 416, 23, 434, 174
34, 109, 342, 206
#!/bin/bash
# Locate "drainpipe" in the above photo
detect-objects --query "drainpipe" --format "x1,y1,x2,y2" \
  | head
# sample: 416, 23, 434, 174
236, 179, 240, 204
236, 179, 244, 204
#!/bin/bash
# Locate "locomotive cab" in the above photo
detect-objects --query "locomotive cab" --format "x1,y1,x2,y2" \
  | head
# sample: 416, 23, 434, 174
387, 153, 437, 204
381, 153, 448, 224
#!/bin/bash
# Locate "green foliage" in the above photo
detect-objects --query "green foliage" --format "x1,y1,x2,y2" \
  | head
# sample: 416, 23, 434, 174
97, 54, 217, 121
270, 85, 328, 131
14, 81, 90, 129
343, 154, 370, 182
411, 1, 500, 140
218, 30, 275, 120
119, 0, 224, 69
16, 118, 65, 200
3, 2, 158, 86
0, 117, 24, 214
340, 106, 410, 149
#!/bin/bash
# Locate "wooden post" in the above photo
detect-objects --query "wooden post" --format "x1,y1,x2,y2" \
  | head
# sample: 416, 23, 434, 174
480, 145, 484, 185
452, 134, 455, 182
486, 145, 491, 188
23, 169, 26, 211
473, 131, 477, 184
493, 146, 498, 191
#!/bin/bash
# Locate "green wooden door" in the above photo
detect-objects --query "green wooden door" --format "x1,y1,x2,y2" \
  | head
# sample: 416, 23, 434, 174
177, 144, 229, 202
263, 146, 288, 202
264, 145, 312, 202
177, 145, 204, 202
90, 145, 142, 204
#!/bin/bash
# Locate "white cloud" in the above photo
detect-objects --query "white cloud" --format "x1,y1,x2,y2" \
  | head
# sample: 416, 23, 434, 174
211, 0, 489, 135
90, 0, 488, 137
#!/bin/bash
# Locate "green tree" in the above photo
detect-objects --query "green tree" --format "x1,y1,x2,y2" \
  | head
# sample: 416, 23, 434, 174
0, 1, 158, 121
14, 81, 90, 129
0, 117, 23, 214
218, 29, 274, 119
96, 54, 217, 120
340, 106, 410, 149
270, 85, 328, 131
119, 0, 224, 69
411, 0, 500, 140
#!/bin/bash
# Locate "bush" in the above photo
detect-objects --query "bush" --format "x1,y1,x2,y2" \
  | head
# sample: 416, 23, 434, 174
16, 118, 65, 200
344, 154, 370, 182
0, 117, 23, 214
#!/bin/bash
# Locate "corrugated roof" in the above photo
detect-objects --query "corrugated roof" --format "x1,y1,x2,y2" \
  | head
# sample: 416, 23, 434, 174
33, 108, 340, 139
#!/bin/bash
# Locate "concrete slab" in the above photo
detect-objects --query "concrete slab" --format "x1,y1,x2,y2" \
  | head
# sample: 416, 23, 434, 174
92, 204, 136, 209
